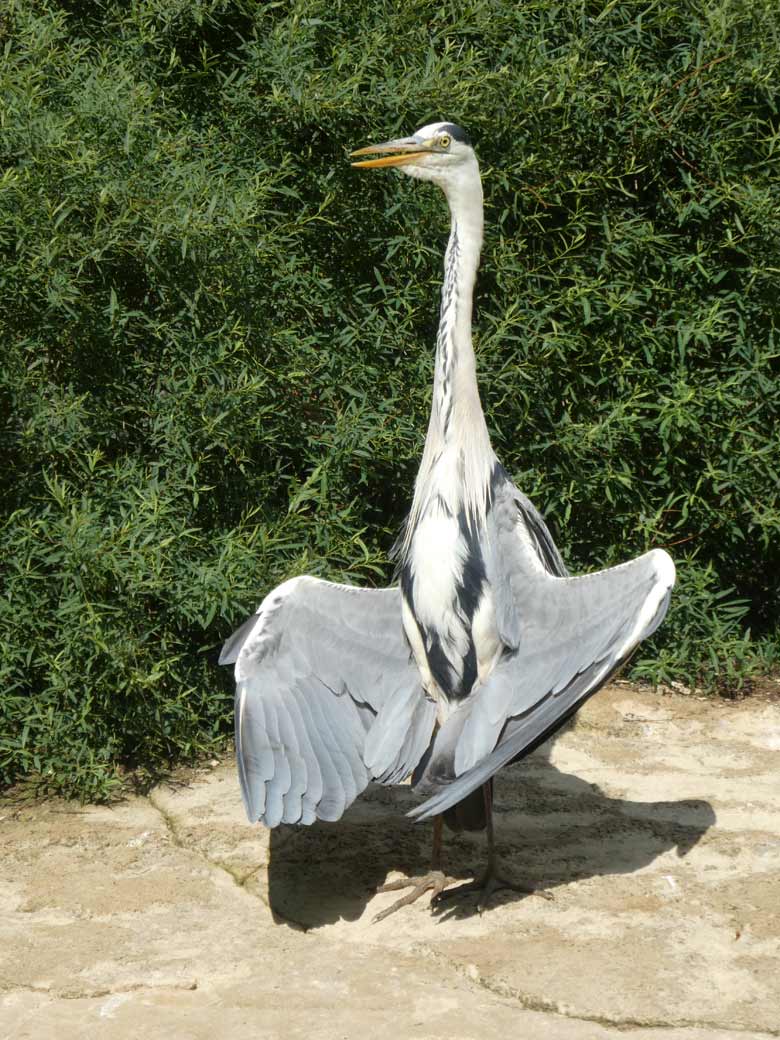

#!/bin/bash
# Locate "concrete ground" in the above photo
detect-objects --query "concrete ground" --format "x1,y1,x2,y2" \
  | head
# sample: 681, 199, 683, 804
1, 682, 778, 1040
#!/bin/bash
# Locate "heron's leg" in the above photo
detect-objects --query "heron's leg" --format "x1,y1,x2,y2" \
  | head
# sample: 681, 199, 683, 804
372, 816, 457, 923
431, 809, 443, 868
433, 782, 553, 912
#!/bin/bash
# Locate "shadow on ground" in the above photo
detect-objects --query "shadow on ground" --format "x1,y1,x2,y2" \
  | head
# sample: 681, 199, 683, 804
267, 758, 716, 929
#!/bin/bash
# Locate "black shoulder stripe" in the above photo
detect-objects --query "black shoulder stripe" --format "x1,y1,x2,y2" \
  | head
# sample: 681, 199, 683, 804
516, 498, 569, 578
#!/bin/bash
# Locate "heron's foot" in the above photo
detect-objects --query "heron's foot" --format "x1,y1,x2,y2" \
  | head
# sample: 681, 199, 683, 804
432, 868, 553, 914
372, 870, 457, 923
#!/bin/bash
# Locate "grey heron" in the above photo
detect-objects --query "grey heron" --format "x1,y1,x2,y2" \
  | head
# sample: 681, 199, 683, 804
220, 121, 675, 918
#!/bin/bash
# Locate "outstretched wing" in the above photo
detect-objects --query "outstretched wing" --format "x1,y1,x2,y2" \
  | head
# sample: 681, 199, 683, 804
220, 576, 436, 827
410, 486, 674, 820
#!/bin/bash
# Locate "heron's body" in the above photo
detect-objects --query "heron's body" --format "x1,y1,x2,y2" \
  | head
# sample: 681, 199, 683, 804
399, 422, 498, 719
220, 122, 675, 904
397, 147, 498, 724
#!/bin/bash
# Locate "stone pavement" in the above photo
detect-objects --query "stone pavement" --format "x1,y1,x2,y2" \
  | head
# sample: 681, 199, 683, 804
2, 683, 778, 1039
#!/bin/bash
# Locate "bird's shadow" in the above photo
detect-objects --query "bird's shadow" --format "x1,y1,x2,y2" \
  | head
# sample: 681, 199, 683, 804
266, 755, 716, 930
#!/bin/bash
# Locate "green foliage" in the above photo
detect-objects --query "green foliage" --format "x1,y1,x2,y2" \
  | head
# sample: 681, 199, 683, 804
1, 0, 779, 798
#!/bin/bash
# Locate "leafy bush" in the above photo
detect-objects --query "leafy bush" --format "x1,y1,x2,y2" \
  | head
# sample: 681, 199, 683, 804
1, 0, 778, 798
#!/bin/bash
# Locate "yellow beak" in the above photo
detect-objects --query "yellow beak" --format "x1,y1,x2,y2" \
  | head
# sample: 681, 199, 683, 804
350, 137, 431, 169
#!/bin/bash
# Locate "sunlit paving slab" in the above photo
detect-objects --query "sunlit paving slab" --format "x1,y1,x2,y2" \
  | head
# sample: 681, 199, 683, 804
1, 685, 778, 1039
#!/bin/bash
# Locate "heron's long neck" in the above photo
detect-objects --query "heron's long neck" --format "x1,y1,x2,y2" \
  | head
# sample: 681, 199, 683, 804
397, 168, 496, 561
432, 179, 488, 445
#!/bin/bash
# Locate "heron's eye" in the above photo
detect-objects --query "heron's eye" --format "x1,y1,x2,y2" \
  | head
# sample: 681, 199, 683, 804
437, 133, 451, 150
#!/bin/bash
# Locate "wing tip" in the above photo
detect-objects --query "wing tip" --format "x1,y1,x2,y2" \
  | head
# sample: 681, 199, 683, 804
218, 643, 237, 667
621, 548, 675, 651
650, 548, 676, 591
219, 611, 263, 669
407, 800, 435, 822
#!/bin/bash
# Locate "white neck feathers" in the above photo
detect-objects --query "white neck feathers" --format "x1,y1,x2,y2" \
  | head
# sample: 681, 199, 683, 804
397, 157, 496, 560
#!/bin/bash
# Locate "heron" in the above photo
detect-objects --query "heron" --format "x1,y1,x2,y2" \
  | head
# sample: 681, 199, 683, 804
219, 121, 675, 919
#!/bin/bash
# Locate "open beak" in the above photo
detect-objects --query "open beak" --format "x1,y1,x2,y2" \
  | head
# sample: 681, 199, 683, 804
351, 136, 431, 169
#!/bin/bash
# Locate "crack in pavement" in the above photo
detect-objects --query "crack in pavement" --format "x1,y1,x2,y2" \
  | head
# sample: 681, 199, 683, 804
146, 791, 261, 889
145, 790, 306, 931
412, 943, 780, 1038
0, 980, 198, 1000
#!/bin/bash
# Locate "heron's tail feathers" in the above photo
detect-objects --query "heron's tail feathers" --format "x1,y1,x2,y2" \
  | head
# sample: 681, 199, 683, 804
442, 785, 487, 832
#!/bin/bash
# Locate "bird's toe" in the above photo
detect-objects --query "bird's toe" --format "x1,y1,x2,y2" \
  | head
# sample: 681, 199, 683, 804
372, 870, 456, 923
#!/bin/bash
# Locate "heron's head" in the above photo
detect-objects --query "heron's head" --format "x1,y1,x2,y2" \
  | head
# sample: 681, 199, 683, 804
351, 121, 477, 193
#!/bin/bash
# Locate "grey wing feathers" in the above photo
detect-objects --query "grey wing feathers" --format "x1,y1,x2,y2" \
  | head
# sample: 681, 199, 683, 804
409, 485, 675, 821
218, 613, 260, 666
225, 576, 436, 827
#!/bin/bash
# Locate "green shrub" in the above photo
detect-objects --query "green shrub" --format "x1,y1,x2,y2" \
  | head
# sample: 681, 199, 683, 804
1, 0, 778, 798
